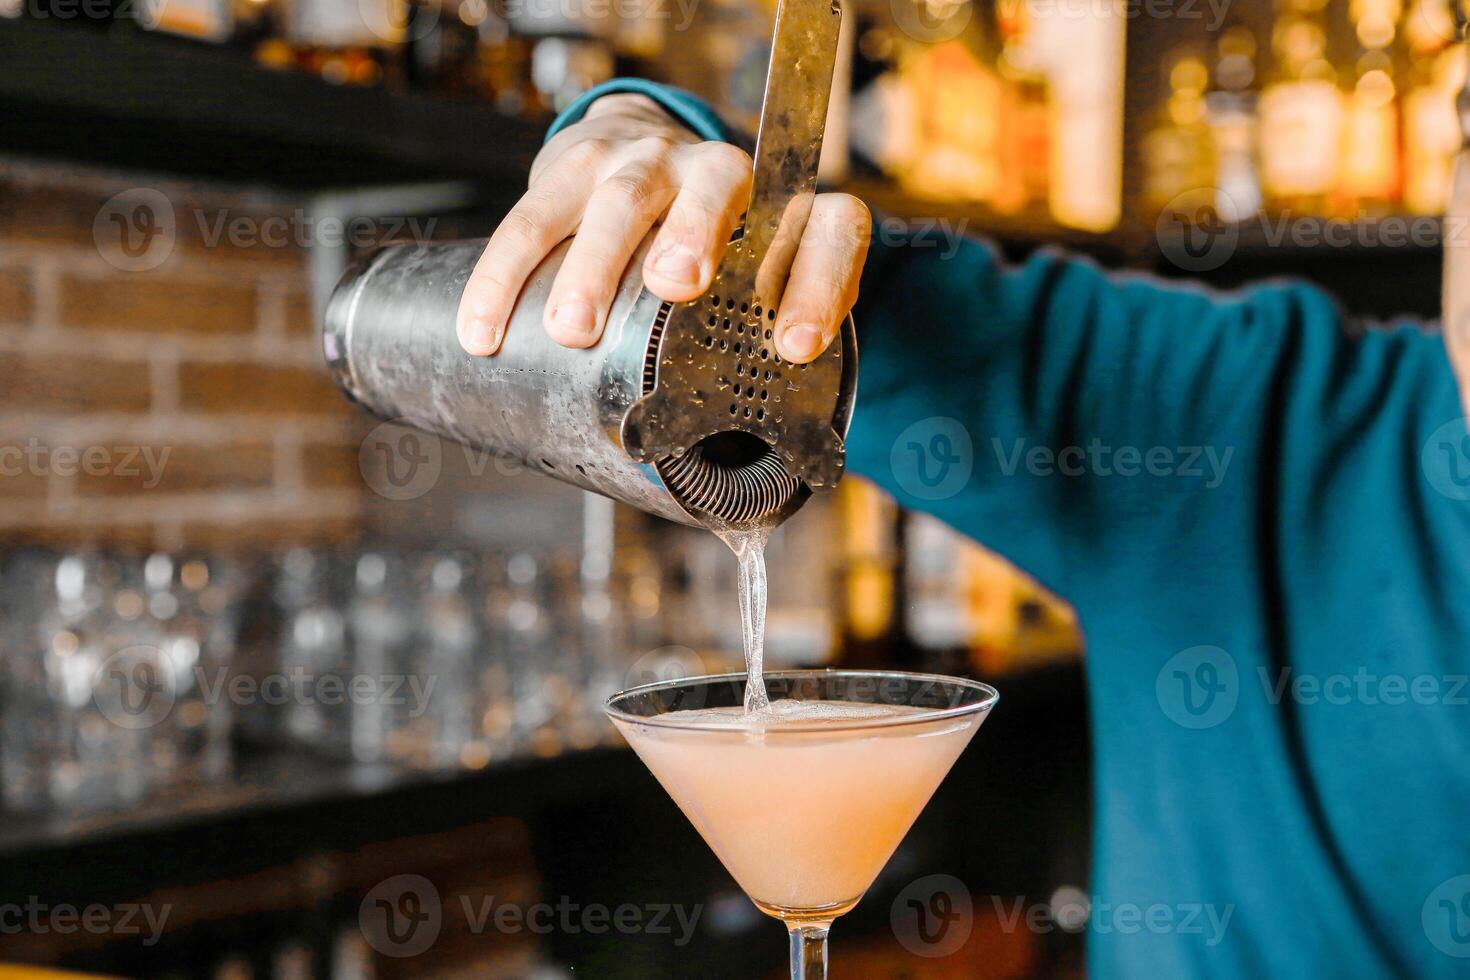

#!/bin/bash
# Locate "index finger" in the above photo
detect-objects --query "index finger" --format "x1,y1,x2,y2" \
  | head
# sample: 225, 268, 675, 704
457, 169, 595, 355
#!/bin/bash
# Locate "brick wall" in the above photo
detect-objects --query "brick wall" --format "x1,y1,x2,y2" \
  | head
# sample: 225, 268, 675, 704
0, 158, 368, 550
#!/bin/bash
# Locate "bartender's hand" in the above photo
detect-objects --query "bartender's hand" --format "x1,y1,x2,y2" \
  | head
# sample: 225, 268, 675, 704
456, 92, 870, 364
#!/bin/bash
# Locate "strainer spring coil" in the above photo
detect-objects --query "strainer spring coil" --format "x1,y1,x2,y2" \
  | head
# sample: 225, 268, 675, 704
657, 443, 800, 526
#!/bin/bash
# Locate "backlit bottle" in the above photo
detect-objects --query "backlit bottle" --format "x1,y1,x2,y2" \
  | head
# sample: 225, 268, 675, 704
1259, 2, 1344, 214
1335, 0, 1404, 213
1142, 51, 1218, 217
1403, 2, 1467, 213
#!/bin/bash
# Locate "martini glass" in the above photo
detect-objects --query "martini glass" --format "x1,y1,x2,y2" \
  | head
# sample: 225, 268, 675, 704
606, 669, 998, 979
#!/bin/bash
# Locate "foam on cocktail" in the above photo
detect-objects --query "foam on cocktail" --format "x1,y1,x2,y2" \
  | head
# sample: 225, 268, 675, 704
666, 700, 932, 727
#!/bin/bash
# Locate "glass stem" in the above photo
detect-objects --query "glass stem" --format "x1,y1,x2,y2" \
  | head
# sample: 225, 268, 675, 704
788, 922, 831, 980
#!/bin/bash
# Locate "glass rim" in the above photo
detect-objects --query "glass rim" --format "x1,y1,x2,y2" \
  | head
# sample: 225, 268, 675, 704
603, 668, 999, 734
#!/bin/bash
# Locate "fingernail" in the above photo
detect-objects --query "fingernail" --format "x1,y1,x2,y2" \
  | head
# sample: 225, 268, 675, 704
551, 299, 598, 337
650, 245, 701, 283
781, 324, 822, 361
459, 316, 501, 353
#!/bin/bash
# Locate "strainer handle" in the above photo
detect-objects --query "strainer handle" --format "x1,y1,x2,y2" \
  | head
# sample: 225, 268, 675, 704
734, 0, 846, 307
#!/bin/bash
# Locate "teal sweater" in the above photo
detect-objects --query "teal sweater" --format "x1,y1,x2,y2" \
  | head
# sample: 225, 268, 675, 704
551, 81, 1470, 977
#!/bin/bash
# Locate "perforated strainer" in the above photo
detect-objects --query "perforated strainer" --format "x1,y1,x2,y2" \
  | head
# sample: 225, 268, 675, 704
323, 0, 855, 530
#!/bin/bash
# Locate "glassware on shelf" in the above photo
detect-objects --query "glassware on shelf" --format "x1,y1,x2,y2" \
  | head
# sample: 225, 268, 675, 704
408, 551, 482, 768
346, 549, 415, 763
250, 534, 651, 772
271, 547, 350, 750
138, 552, 240, 786
0, 481, 876, 808
0, 548, 248, 814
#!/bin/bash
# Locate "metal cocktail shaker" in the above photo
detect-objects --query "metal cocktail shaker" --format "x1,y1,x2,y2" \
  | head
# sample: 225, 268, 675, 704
322, 0, 854, 530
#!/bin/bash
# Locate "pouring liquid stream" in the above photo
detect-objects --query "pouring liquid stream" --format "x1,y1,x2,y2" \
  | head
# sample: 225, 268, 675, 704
715, 527, 771, 713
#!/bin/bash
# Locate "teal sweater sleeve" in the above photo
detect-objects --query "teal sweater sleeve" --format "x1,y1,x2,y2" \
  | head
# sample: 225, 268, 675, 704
549, 82, 1470, 980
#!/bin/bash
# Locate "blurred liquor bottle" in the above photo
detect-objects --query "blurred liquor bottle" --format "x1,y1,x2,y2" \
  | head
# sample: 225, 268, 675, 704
763, 496, 842, 667
526, 36, 615, 113
844, 0, 1006, 204
902, 512, 1084, 675
258, 0, 402, 86
1036, 0, 1126, 233
903, 512, 975, 662
1205, 25, 1265, 221
848, 25, 923, 188
994, 0, 1052, 216
135, 0, 236, 42
858, 17, 1005, 207
836, 478, 901, 667
231, 0, 278, 47
848, 0, 1121, 230
503, 0, 621, 115
402, 0, 480, 98
643, 0, 774, 132
473, 5, 543, 117
1141, 50, 1218, 217
1259, 0, 1344, 215
895, 29, 1006, 205
1402, 0, 1468, 213
1334, 0, 1404, 214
